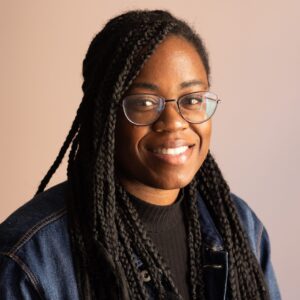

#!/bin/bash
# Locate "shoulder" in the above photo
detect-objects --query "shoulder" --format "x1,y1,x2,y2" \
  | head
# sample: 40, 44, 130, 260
0, 181, 79, 299
0, 181, 68, 254
230, 193, 264, 259
230, 193, 282, 299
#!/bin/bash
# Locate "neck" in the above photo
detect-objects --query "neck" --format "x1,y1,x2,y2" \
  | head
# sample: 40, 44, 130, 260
119, 177, 180, 206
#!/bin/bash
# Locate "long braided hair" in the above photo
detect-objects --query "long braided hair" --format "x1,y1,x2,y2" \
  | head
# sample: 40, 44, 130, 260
36, 10, 269, 300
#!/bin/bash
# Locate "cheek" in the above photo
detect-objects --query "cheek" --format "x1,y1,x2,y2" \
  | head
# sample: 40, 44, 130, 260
194, 120, 212, 149
115, 115, 148, 162
192, 121, 212, 170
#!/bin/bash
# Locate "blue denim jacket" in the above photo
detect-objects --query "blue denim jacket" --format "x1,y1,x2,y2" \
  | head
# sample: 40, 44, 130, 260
0, 181, 281, 299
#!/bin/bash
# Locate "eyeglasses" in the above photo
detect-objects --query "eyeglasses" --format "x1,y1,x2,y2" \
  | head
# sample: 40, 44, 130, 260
122, 91, 221, 126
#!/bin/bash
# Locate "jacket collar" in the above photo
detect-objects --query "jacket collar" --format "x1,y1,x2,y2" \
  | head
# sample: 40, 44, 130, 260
196, 191, 224, 251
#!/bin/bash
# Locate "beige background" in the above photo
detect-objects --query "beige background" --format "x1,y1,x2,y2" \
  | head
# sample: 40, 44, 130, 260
1, 0, 299, 298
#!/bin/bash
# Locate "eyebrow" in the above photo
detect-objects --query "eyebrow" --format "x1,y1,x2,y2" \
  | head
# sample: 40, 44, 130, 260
180, 80, 204, 89
130, 80, 205, 91
129, 82, 159, 90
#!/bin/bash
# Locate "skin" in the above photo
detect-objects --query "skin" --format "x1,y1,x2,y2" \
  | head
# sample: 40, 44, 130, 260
115, 35, 212, 205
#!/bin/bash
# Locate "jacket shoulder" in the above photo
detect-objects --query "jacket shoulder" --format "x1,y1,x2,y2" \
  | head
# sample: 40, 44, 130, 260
0, 181, 68, 254
0, 181, 79, 300
230, 193, 264, 258
230, 193, 282, 299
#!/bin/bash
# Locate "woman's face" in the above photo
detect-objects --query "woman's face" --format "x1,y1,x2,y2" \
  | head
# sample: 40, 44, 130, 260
115, 35, 211, 193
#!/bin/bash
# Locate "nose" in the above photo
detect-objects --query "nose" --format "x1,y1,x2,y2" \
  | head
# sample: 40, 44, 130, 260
152, 101, 189, 132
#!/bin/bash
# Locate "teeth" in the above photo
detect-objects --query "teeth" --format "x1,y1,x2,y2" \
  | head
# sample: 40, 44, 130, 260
153, 146, 188, 155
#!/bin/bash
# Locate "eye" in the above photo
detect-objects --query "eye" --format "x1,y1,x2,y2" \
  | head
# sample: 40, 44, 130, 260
180, 95, 204, 110
124, 95, 159, 112
136, 99, 155, 107
188, 98, 201, 105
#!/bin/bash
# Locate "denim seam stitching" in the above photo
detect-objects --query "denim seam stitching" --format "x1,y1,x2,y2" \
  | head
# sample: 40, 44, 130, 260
0, 252, 43, 299
256, 222, 264, 261
8, 208, 67, 255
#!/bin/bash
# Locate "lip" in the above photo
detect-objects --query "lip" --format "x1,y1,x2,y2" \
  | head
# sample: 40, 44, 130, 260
147, 140, 195, 165
148, 139, 195, 151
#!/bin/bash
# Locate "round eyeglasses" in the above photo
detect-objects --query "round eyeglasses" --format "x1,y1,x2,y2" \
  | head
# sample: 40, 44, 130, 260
122, 91, 221, 126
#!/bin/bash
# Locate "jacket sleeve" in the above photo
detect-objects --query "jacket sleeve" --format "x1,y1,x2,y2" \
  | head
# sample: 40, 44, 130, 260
259, 226, 281, 300
231, 193, 281, 300
0, 254, 42, 300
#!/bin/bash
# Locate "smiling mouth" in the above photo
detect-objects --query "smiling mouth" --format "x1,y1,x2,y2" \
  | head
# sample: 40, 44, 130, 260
152, 145, 189, 155
148, 144, 195, 165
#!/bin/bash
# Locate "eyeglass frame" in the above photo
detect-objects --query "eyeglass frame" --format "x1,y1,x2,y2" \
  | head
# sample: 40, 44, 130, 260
121, 91, 221, 126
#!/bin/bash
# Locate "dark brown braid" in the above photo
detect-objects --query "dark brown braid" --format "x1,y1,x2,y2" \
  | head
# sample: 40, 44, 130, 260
197, 152, 269, 299
36, 9, 270, 300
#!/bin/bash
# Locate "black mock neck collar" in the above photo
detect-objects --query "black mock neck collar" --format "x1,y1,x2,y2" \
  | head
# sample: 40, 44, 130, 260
128, 190, 185, 233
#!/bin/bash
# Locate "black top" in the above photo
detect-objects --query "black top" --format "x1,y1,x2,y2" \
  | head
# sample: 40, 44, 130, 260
130, 191, 190, 300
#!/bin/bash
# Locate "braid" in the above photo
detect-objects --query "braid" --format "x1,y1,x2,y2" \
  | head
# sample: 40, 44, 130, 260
37, 9, 270, 300
35, 111, 79, 195
198, 151, 269, 299
116, 182, 181, 299
35, 96, 88, 195
186, 179, 205, 299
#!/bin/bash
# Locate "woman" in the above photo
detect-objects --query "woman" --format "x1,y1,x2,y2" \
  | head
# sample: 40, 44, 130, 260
0, 10, 280, 300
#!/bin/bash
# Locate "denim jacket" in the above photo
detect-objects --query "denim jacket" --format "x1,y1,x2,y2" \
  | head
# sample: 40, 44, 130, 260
0, 181, 281, 299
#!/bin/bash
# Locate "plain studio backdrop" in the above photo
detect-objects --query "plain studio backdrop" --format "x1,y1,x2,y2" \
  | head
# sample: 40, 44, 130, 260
0, 0, 299, 299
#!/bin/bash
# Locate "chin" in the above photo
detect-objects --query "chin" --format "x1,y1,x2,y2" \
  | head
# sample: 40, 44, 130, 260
147, 173, 196, 190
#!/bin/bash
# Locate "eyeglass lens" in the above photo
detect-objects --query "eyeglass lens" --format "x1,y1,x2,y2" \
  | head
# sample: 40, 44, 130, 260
123, 92, 219, 125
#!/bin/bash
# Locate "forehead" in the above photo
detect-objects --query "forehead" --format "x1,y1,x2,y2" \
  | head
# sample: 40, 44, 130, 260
131, 35, 208, 91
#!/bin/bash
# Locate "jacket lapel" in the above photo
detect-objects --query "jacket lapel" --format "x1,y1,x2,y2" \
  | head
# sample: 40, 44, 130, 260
202, 247, 228, 300
197, 193, 228, 300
